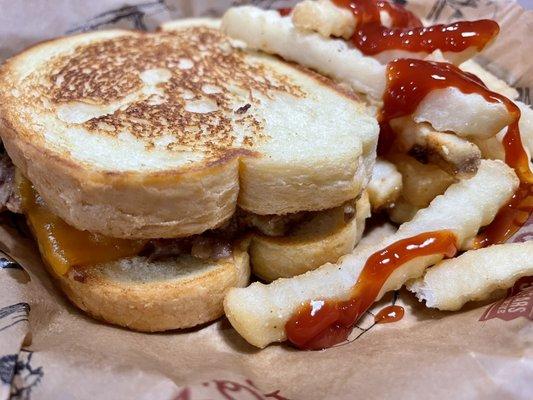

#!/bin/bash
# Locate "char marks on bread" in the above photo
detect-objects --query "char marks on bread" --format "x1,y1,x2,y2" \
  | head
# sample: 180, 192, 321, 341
0, 22, 378, 239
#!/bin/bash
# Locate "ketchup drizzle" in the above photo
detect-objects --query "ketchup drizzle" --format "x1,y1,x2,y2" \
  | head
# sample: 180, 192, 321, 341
474, 126, 533, 247
283, 1, 531, 351
277, 8, 292, 17
285, 231, 458, 350
285, 58, 532, 350
378, 58, 484, 157
378, 58, 492, 156
378, 58, 533, 245
374, 305, 404, 324
332, 0, 499, 55
380, 59, 489, 122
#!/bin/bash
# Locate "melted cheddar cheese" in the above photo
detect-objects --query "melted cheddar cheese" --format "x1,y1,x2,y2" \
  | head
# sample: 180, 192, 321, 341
18, 175, 147, 276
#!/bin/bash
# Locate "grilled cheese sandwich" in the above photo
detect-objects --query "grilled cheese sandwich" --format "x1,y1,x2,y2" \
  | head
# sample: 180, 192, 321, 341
0, 20, 378, 330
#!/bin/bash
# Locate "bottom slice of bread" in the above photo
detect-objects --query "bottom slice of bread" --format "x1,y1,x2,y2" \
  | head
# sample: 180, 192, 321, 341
51, 242, 250, 332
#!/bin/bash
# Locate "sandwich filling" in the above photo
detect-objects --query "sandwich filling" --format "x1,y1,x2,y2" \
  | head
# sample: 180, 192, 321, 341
19, 175, 147, 275
14, 172, 362, 277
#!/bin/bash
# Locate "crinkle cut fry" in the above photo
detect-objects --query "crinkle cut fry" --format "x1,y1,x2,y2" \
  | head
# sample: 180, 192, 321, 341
408, 242, 533, 311
222, 6, 513, 140
390, 118, 481, 176
292, 0, 355, 40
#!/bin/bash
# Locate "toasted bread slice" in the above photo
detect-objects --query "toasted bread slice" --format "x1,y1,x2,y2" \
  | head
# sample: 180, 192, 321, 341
250, 192, 370, 281
0, 22, 377, 239
52, 242, 250, 332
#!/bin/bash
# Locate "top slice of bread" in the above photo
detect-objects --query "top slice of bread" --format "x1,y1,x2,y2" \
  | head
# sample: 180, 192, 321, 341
0, 20, 378, 239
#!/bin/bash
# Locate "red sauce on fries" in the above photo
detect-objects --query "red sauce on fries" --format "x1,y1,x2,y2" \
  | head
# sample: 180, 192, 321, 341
286, 59, 532, 350
374, 304, 404, 324
277, 8, 293, 16
283, 1, 532, 351
379, 58, 533, 246
474, 119, 533, 247
332, 0, 498, 55
285, 231, 457, 350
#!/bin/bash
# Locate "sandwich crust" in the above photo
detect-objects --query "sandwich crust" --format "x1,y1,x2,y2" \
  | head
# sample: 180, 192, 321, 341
53, 241, 250, 332
0, 23, 377, 238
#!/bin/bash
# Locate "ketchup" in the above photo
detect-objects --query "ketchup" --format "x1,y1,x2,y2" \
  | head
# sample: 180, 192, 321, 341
332, 0, 498, 55
474, 164, 533, 247
380, 58, 533, 245
378, 58, 491, 155
285, 231, 457, 350
374, 304, 404, 324
283, 1, 531, 351
381, 59, 489, 123
474, 105, 533, 246
284, 58, 532, 349
277, 8, 292, 17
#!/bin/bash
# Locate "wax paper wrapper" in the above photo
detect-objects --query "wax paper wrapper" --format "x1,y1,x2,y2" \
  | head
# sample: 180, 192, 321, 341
0, 1, 532, 399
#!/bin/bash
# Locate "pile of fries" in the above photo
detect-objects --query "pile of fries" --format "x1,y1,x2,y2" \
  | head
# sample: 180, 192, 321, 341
219, 0, 532, 349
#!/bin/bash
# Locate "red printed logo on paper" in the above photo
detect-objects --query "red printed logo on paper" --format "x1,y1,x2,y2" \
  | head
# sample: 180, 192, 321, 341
174, 379, 289, 400
479, 276, 533, 321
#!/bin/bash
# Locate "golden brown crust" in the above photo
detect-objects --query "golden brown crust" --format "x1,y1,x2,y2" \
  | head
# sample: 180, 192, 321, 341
47, 29, 302, 157
0, 28, 286, 176
52, 243, 251, 332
